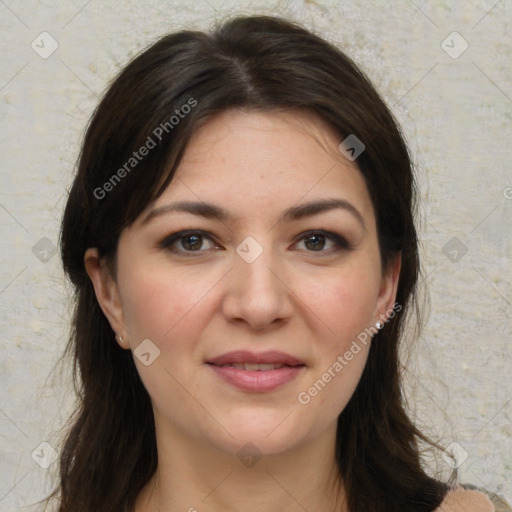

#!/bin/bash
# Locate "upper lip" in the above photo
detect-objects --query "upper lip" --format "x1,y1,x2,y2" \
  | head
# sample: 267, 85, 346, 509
206, 350, 305, 366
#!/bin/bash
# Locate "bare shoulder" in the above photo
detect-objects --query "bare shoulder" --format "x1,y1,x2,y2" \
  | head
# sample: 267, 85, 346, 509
435, 484, 512, 512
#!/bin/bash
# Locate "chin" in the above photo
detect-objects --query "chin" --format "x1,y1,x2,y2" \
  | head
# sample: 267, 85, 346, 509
212, 411, 312, 457
218, 432, 301, 461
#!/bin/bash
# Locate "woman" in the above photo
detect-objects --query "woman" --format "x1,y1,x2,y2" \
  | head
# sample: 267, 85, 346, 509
51, 14, 496, 512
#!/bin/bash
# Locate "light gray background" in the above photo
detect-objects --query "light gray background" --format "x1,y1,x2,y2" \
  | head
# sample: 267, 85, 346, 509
1, 1, 511, 510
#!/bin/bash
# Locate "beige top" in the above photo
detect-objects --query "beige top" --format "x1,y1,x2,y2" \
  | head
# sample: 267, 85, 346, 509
125, 485, 509, 512
435, 486, 496, 512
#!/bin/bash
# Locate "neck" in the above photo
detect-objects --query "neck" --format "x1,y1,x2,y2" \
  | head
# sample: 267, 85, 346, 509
135, 420, 347, 512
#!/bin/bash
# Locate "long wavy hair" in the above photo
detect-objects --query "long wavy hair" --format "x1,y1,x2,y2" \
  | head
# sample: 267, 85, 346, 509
51, 14, 452, 512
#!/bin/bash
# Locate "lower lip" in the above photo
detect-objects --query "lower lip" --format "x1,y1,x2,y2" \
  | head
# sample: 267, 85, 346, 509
207, 364, 305, 392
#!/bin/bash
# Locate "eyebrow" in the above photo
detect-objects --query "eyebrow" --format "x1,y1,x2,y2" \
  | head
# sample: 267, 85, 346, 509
141, 197, 366, 229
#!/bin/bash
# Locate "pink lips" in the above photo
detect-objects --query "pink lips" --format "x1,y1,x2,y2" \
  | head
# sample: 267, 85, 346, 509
207, 350, 304, 367
206, 350, 306, 392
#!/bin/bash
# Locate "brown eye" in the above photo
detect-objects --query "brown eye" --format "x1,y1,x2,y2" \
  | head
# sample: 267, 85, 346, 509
160, 230, 219, 255
181, 234, 203, 251
295, 230, 352, 254
304, 234, 326, 251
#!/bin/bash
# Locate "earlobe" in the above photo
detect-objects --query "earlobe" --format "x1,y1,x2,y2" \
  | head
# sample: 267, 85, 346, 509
84, 248, 127, 347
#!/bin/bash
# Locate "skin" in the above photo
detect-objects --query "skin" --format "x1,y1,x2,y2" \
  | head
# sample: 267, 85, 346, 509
85, 109, 400, 512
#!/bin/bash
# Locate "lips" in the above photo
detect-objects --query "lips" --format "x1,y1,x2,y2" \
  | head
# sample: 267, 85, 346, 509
216, 362, 286, 371
206, 350, 306, 392
206, 350, 305, 368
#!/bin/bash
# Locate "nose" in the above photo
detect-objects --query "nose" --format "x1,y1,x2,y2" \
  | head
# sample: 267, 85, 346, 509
221, 239, 294, 331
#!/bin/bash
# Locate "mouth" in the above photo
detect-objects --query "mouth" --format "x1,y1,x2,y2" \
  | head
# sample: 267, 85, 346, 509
210, 362, 302, 371
206, 350, 306, 392
206, 350, 306, 367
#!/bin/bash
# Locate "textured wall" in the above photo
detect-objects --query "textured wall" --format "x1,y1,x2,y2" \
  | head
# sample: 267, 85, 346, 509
0, 0, 510, 510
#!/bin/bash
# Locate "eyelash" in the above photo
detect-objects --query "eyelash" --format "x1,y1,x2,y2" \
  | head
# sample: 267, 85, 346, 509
159, 229, 353, 256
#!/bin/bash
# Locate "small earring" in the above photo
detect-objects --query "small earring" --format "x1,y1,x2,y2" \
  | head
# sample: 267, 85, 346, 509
375, 321, 384, 330
117, 334, 125, 345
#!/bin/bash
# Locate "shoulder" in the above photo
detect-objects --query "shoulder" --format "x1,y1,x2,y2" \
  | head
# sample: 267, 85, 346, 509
434, 485, 503, 512
434, 486, 493, 511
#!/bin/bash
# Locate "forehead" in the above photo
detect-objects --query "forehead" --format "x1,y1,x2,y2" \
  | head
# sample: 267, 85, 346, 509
146, 109, 375, 226
179, 108, 343, 173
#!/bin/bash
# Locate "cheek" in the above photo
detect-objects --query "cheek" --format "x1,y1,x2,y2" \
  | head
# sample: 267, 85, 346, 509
300, 262, 381, 346
334, 273, 378, 334
297, 272, 376, 419
292, 259, 379, 413
118, 261, 219, 345
117, 264, 217, 408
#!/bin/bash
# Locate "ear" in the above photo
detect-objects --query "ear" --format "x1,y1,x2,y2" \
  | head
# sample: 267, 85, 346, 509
84, 248, 129, 349
375, 252, 401, 322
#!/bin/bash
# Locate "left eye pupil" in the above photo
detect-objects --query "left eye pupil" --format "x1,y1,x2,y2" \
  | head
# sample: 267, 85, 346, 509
305, 234, 325, 251
183, 234, 202, 250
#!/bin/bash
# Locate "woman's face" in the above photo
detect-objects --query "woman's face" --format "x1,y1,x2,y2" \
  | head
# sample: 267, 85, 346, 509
89, 109, 399, 457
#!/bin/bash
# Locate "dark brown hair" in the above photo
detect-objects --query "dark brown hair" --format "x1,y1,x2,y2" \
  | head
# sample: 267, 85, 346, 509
52, 13, 452, 512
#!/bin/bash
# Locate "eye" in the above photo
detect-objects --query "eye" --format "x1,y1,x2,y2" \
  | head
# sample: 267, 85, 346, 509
294, 230, 352, 253
159, 229, 352, 256
159, 230, 220, 255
